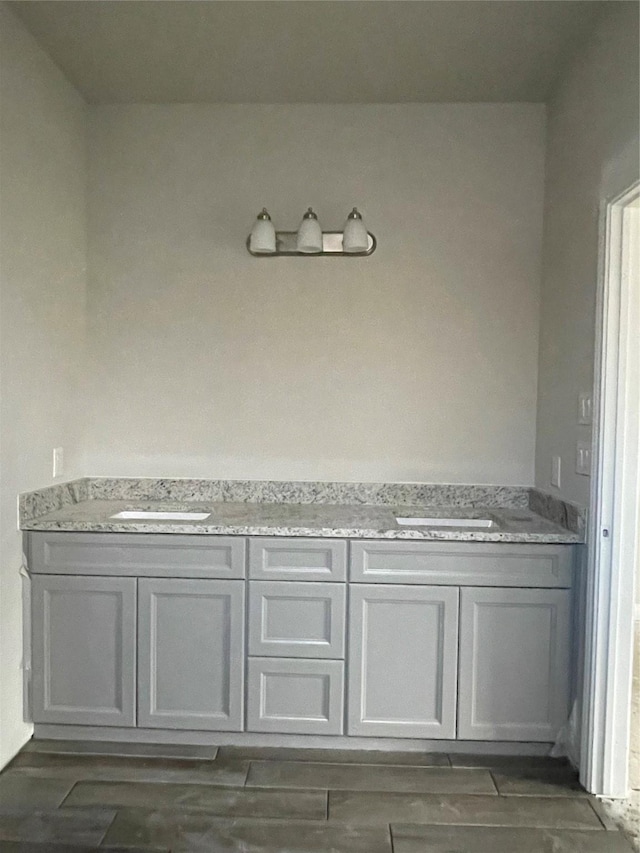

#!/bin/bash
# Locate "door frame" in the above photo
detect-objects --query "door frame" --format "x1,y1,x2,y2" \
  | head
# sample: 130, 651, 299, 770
581, 179, 640, 797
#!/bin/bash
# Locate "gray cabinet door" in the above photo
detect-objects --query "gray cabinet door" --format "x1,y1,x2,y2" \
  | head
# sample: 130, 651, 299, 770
458, 587, 571, 741
247, 657, 344, 735
348, 585, 459, 739
138, 578, 245, 731
32, 575, 136, 726
248, 581, 346, 659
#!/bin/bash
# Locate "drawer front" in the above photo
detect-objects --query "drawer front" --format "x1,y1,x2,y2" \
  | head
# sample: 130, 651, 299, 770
350, 541, 574, 588
249, 581, 346, 659
246, 657, 344, 735
27, 532, 246, 579
248, 538, 346, 581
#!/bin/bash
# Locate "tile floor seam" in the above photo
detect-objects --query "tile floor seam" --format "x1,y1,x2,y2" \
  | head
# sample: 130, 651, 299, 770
591, 796, 628, 831
590, 797, 614, 830
55, 779, 81, 809
388, 822, 397, 853
96, 808, 119, 847
488, 770, 501, 796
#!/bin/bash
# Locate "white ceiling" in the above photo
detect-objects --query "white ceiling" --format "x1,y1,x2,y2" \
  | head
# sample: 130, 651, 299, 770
10, 0, 608, 104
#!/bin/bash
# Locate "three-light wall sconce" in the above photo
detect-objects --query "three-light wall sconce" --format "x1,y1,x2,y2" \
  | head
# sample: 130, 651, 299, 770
247, 207, 376, 257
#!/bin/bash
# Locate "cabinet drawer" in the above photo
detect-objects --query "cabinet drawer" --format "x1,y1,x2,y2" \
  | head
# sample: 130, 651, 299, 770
350, 541, 573, 588
249, 581, 345, 659
27, 532, 246, 579
249, 538, 346, 581
247, 658, 344, 735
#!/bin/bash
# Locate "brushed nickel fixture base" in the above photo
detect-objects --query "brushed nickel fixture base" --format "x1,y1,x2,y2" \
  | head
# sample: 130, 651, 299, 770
246, 231, 376, 257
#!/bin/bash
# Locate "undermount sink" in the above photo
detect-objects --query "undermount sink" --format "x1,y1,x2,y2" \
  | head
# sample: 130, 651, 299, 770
395, 516, 495, 528
110, 511, 211, 521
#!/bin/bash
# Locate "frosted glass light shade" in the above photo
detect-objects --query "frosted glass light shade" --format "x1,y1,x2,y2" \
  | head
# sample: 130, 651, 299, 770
296, 208, 323, 253
249, 209, 276, 253
342, 208, 369, 253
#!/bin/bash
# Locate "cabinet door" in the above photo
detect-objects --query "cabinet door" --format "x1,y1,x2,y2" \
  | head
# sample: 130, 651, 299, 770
32, 575, 136, 726
247, 657, 344, 735
458, 588, 571, 741
348, 585, 459, 738
138, 578, 245, 731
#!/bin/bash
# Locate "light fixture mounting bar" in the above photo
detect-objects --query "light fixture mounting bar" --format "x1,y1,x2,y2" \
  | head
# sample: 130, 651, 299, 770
246, 231, 376, 257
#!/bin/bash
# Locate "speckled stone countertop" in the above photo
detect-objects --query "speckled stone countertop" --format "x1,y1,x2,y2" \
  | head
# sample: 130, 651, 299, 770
20, 499, 581, 543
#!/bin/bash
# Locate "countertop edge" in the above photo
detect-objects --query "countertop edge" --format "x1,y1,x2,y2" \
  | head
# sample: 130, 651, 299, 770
20, 520, 581, 544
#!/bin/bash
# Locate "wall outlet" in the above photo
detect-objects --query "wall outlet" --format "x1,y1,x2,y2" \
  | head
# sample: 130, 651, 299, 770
576, 441, 592, 476
52, 447, 64, 479
551, 455, 562, 489
578, 392, 593, 425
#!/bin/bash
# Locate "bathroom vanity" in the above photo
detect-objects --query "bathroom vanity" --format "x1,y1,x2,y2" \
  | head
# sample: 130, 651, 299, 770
22, 484, 580, 750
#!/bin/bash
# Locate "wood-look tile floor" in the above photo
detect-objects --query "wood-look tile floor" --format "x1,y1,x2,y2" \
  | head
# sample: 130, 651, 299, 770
0, 740, 634, 852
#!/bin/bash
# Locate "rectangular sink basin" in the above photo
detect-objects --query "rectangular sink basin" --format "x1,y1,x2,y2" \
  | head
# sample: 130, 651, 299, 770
111, 511, 211, 521
395, 516, 494, 528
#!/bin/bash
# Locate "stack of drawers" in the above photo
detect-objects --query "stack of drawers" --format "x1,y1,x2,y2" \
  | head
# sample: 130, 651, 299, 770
246, 538, 347, 735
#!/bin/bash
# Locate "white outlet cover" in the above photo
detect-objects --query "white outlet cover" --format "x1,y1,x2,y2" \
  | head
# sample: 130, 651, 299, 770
578, 392, 593, 425
551, 455, 562, 489
576, 440, 592, 476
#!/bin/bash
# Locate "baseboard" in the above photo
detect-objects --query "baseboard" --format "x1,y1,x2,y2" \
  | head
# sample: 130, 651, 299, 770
33, 724, 555, 756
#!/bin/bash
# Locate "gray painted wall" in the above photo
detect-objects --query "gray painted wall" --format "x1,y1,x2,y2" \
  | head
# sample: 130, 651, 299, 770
86, 103, 545, 485
0, 3, 87, 767
535, 2, 640, 506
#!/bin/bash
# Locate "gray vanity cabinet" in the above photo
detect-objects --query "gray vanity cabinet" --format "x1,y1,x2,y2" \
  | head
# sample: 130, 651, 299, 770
31, 575, 137, 726
27, 531, 575, 745
137, 578, 245, 731
457, 587, 572, 741
348, 584, 459, 739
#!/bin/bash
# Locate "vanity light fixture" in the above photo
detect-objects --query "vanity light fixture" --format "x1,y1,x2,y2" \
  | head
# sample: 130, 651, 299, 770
246, 208, 376, 257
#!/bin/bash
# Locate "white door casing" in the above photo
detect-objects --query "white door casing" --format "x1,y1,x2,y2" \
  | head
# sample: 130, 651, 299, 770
582, 181, 640, 797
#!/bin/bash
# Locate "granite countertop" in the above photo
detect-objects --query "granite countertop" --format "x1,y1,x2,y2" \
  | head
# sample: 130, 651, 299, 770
20, 498, 581, 543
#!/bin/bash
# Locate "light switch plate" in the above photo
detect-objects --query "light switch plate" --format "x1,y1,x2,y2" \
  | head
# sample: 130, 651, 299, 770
576, 441, 592, 476
551, 455, 562, 489
578, 392, 593, 425
52, 447, 64, 479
